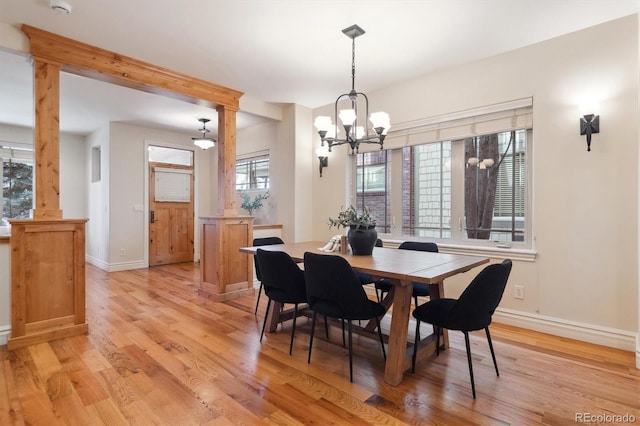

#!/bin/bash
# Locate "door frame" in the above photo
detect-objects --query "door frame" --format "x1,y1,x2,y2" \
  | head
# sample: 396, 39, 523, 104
143, 139, 202, 267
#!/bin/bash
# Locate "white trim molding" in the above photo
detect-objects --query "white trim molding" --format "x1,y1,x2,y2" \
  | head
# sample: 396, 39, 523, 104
86, 255, 146, 272
0, 324, 10, 346
494, 308, 637, 352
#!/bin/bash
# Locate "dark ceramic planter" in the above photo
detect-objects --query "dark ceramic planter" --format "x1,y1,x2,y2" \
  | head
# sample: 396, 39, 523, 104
347, 225, 378, 255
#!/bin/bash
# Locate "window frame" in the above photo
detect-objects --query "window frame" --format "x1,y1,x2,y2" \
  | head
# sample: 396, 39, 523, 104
235, 153, 270, 191
349, 100, 534, 254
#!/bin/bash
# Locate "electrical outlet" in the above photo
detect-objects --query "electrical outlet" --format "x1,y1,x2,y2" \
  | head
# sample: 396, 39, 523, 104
120, 248, 126, 256
514, 285, 524, 299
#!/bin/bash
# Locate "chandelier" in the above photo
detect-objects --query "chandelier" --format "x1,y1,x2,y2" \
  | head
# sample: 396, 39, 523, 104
192, 118, 216, 150
314, 24, 390, 154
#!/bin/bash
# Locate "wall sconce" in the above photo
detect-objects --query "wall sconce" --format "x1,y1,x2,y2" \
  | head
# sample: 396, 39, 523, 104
580, 114, 600, 152
316, 145, 329, 177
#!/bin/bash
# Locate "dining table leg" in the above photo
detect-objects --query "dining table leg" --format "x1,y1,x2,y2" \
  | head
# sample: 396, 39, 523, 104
383, 280, 413, 386
264, 300, 282, 332
428, 281, 449, 349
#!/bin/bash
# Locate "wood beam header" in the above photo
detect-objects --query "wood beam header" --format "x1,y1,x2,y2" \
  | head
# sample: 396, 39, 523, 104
21, 24, 243, 110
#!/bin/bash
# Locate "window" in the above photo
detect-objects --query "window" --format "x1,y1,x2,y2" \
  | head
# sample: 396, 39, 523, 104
401, 130, 527, 243
402, 142, 452, 239
464, 130, 526, 242
353, 99, 532, 248
1, 143, 34, 224
236, 154, 269, 190
355, 151, 390, 233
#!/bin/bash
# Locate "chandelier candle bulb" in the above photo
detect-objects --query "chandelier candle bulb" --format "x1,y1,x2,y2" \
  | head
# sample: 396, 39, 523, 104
339, 109, 357, 126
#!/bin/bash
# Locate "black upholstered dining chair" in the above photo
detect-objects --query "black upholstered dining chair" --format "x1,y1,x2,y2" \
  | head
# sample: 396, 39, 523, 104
303, 251, 387, 382
252, 236, 285, 314
375, 241, 439, 306
255, 248, 307, 355
411, 259, 513, 398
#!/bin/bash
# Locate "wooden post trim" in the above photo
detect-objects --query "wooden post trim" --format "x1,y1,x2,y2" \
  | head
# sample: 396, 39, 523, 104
217, 105, 239, 216
22, 24, 243, 110
33, 58, 62, 219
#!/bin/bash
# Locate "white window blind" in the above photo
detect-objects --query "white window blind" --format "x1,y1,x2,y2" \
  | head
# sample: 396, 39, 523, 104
154, 167, 192, 202
0, 142, 33, 161
370, 98, 533, 151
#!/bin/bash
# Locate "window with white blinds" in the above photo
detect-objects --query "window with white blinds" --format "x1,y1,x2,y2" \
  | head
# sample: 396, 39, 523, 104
362, 98, 533, 152
351, 99, 532, 248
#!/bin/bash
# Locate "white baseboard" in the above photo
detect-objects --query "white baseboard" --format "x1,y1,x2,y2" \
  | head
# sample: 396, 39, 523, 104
0, 324, 10, 346
86, 255, 109, 270
85, 255, 146, 272
106, 260, 147, 272
494, 308, 637, 352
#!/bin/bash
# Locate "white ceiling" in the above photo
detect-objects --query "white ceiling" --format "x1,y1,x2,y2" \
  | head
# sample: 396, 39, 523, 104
1, 0, 640, 136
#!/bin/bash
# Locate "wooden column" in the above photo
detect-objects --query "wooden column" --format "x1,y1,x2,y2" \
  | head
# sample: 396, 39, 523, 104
197, 105, 255, 301
217, 105, 238, 216
33, 58, 62, 220
8, 53, 87, 349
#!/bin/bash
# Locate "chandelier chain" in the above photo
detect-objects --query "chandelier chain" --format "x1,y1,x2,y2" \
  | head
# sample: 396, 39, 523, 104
351, 36, 356, 93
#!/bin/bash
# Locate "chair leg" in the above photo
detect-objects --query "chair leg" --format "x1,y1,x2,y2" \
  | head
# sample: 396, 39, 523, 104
414, 295, 419, 309
254, 282, 263, 315
347, 320, 353, 382
289, 303, 298, 355
435, 325, 440, 356
341, 319, 346, 347
308, 312, 317, 364
412, 319, 420, 373
485, 327, 499, 376
463, 331, 476, 399
260, 299, 271, 342
324, 315, 329, 339
375, 317, 386, 360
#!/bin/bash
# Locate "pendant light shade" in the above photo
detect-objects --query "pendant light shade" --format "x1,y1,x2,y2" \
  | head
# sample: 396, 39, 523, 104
192, 118, 216, 150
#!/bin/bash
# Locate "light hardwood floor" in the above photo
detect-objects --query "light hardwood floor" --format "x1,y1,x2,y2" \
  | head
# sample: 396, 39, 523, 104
1, 262, 638, 425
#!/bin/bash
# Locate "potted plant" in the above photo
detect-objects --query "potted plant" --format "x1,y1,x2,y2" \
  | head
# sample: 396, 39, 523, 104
328, 205, 377, 255
240, 192, 269, 216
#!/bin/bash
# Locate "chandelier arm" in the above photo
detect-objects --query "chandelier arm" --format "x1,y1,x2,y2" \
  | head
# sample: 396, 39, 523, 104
356, 91, 371, 140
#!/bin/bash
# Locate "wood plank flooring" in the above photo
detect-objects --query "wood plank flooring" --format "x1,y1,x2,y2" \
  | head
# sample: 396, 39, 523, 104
1, 262, 638, 425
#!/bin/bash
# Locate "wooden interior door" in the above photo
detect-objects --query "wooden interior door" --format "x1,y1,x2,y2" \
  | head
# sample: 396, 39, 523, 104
149, 163, 194, 266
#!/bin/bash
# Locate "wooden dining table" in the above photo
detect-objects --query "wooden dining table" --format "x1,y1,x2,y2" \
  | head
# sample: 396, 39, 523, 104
240, 241, 489, 386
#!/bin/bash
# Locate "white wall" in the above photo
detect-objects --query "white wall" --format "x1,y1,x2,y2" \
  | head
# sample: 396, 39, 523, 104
0, 123, 88, 220
86, 125, 110, 267
236, 107, 314, 243
309, 15, 639, 349
60, 133, 88, 218
237, 120, 278, 225
100, 122, 214, 271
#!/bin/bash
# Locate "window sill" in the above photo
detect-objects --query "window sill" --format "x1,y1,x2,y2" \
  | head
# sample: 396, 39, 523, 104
379, 238, 536, 262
